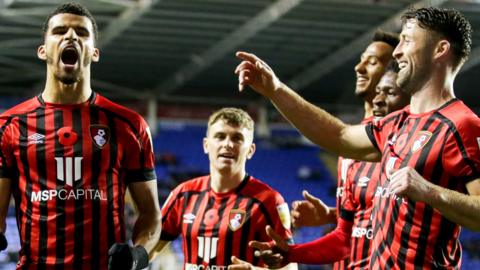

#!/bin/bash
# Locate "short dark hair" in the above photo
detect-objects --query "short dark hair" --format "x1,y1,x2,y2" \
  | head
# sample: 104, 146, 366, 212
385, 59, 400, 73
42, 2, 98, 42
373, 30, 400, 48
402, 7, 472, 67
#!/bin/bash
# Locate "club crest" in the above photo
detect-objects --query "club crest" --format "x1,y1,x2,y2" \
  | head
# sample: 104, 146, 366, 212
90, 125, 110, 148
411, 131, 432, 153
228, 209, 246, 231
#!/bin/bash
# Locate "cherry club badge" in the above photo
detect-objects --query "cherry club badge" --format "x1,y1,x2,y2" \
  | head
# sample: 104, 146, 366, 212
90, 125, 110, 148
228, 209, 246, 231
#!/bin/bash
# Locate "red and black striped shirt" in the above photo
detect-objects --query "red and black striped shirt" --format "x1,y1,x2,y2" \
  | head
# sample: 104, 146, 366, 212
337, 117, 381, 270
366, 99, 480, 269
334, 156, 354, 270
160, 175, 293, 269
0, 93, 156, 270
342, 157, 381, 269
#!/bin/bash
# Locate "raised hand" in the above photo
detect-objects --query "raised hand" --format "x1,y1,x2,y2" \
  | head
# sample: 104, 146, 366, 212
389, 166, 432, 202
291, 190, 334, 227
235, 51, 282, 97
249, 226, 289, 269
228, 256, 268, 270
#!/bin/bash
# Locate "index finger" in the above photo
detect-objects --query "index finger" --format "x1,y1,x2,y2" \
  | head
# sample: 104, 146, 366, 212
236, 51, 261, 63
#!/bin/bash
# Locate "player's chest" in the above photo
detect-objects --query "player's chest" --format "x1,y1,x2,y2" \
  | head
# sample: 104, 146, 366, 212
11, 110, 124, 156
382, 120, 447, 175
181, 196, 260, 237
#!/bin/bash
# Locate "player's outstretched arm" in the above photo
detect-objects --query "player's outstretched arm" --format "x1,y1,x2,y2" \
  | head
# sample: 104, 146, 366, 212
291, 190, 336, 228
0, 178, 10, 251
235, 51, 379, 162
390, 169, 480, 231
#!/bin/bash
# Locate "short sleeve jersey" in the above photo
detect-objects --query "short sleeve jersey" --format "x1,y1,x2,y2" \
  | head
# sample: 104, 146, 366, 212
365, 99, 480, 269
0, 93, 156, 270
160, 175, 293, 269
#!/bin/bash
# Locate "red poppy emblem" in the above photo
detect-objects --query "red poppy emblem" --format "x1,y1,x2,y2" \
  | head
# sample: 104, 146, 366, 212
90, 125, 110, 148
57, 126, 78, 146
228, 209, 246, 231
203, 209, 219, 226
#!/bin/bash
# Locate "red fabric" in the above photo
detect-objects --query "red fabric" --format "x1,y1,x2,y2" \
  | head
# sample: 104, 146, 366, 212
287, 218, 352, 264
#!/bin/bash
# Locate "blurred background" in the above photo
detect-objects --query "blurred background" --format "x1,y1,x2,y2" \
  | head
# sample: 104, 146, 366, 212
1, 0, 480, 269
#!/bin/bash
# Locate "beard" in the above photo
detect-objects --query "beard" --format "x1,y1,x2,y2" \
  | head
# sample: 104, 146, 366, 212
47, 55, 83, 85
55, 73, 81, 85
396, 68, 410, 90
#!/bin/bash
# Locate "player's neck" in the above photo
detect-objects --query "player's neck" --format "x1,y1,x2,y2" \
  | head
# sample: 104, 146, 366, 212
42, 74, 92, 104
364, 101, 373, 119
409, 73, 455, 114
209, 169, 246, 193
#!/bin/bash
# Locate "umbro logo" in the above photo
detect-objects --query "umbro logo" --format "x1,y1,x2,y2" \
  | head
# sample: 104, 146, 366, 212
183, 213, 196, 224
358, 176, 370, 187
28, 133, 45, 144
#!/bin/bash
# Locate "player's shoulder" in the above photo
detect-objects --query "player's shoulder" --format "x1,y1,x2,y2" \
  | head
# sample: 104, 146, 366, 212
243, 176, 284, 202
0, 97, 41, 118
374, 107, 407, 127
173, 175, 210, 194
438, 99, 480, 133
93, 93, 147, 128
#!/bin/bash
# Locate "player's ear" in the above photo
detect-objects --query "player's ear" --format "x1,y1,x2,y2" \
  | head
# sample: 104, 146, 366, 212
37, 45, 46, 61
434, 39, 450, 61
247, 143, 256, 159
203, 137, 209, 154
92, 47, 100, 62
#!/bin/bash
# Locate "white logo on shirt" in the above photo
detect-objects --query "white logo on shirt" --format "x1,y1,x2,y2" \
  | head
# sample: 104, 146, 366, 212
183, 213, 196, 224
197, 236, 218, 263
358, 176, 370, 187
28, 133, 45, 144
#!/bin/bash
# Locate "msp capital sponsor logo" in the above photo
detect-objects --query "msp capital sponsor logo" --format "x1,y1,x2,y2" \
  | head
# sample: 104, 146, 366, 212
411, 131, 432, 153
228, 209, 246, 231
31, 188, 107, 202
374, 186, 407, 204
352, 226, 373, 239
185, 263, 227, 270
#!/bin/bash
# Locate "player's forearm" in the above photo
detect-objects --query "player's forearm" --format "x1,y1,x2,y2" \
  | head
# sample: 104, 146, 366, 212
269, 83, 347, 155
132, 211, 162, 253
328, 207, 337, 224
286, 218, 352, 264
423, 184, 480, 231
0, 179, 11, 233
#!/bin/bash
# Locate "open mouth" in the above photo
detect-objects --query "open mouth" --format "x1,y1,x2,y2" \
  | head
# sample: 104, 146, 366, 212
219, 153, 235, 160
373, 109, 386, 117
356, 76, 368, 83
61, 47, 79, 66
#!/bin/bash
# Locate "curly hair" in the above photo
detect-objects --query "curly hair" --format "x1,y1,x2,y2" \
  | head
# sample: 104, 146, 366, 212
402, 7, 472, 67
42, 2, 98, 43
